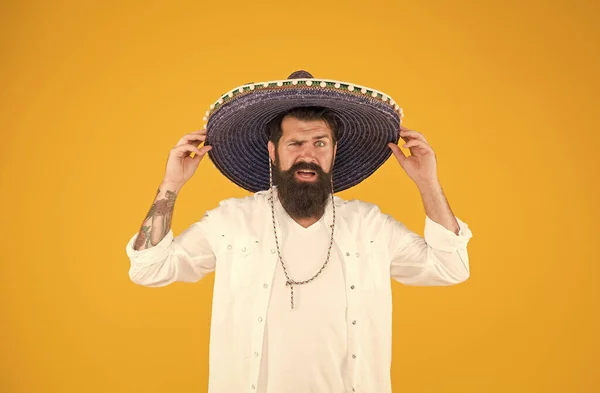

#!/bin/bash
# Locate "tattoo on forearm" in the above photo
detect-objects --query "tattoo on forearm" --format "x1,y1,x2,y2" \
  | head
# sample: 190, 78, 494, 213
134, 189, 178, 250
135, 225, 151, 249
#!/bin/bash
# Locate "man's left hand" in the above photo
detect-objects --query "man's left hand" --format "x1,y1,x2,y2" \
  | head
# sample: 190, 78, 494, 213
388, 125, 439, 188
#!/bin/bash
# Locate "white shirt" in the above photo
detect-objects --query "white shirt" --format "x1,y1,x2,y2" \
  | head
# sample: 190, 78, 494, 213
257, 200, 348, 393
125, 188, 473, 393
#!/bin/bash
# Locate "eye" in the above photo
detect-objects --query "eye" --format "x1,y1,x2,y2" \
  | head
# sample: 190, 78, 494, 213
315, 140, 326, 147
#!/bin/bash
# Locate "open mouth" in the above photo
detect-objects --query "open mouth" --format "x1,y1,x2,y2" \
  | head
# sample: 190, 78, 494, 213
295, 169, 317, 181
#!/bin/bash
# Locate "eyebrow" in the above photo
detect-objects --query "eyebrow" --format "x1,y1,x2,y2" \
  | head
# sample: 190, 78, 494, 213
288, 135, 330, 143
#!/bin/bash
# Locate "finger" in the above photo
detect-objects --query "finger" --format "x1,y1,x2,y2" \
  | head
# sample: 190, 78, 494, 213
176, 136, 206, 148
176, 130, 207, 146
388, 143, 406, 163
172, 143, 201, 157
399, 124, 415, 136
178, 133, 207, 145
402, 139, 433, 154
190, 145, 212, 159
402, 139, 427, 149
400, 128, 427, 143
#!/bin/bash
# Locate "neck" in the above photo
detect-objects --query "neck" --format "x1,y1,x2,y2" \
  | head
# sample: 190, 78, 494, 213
279, 201, 325, 228
291, 213, 323, 228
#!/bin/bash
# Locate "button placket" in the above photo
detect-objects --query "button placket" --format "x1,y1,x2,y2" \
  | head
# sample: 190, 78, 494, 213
250, 347, 262, 393
258, 281, 269, 323
342, 241, 361, 393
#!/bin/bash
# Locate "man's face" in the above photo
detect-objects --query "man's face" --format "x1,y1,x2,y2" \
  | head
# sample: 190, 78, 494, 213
267, 116, 337, 218
268, 116, 337, 178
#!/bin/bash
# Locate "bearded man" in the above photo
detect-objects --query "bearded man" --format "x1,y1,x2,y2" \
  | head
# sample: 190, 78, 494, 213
125, 70, 474, 393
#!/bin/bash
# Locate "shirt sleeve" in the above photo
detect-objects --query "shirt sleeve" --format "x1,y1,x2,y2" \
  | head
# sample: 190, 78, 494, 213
388, 215, 473, 286
125, 212, 217, 287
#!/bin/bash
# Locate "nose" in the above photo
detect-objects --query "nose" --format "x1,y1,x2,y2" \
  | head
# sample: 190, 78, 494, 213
297, 145, 317, 163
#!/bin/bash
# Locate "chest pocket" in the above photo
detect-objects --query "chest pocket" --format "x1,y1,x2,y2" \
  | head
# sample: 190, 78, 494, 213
356, 241, 384, 291
227, 235, 258, 290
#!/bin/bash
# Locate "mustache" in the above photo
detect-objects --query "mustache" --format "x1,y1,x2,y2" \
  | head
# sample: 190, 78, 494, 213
285, 161, 326, 175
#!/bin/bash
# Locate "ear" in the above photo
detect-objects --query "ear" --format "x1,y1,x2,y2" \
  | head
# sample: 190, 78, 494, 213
332, 142, 338, 167
267, 141, 276, 163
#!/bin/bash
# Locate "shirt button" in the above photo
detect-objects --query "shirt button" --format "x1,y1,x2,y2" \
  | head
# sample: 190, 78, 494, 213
352, 354, 357, 359
227, 245, 232, 250
355, 253, 360, 257
350, 285, 355, 290
254, 352, 259, 357
252, 384, 256, 390
352, 320, 356, 325
271, 249, 276, 254
263, 283, 269, 288
242, 247, 247, 252
258, 317, 263, 322
346, 252, 350, 256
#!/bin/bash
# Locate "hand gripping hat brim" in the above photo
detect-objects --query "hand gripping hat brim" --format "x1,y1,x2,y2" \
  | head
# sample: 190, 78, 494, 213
203, 70, 404, 193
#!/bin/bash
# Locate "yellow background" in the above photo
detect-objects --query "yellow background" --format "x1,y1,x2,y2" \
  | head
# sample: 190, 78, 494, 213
1, 0, 598, 392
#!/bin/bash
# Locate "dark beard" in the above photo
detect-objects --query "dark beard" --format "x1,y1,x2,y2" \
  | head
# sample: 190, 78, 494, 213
273, 160, 332, 219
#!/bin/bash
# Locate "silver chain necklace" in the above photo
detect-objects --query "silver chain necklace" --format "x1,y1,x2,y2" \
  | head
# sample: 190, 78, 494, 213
269, 159, 336, 309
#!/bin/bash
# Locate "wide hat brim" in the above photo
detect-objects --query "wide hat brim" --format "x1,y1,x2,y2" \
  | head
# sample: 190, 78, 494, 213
204, 70, 403, 193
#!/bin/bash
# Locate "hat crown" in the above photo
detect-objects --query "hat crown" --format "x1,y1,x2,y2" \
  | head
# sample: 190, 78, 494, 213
287, 70, 314, 79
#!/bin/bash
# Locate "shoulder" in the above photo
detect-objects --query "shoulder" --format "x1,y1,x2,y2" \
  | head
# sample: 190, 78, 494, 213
205, 190, 270, 219
335, 196, 383, 217
333, 196, 390, 233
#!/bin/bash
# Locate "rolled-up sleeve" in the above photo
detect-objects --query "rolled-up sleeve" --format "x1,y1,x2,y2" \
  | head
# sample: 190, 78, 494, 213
125, 214, 216, 287
389, 215, 473, 286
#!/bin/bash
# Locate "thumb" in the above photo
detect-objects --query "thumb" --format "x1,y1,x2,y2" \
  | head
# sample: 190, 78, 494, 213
388, 143, 406, 164
191, 145, 212, 160
197, 145, 212, 158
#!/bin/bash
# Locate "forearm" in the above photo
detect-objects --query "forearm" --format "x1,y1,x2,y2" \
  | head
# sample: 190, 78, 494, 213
416, 180, 460, 235
133, 182, 181, 251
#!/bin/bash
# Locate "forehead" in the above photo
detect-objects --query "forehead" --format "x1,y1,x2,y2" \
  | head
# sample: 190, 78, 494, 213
280, 116, 333, 139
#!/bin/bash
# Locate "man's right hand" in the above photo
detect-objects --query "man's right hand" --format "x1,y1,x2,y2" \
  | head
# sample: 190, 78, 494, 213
162, 129, 212, 190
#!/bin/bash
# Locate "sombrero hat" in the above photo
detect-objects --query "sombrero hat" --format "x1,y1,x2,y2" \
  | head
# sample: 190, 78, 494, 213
203, 70, 403, 193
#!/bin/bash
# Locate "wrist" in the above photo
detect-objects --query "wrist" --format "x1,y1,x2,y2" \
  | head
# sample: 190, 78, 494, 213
416, 178, 441, 193
159, 180, 183, 194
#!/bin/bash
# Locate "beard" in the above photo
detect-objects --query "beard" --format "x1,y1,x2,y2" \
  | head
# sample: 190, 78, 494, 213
272, 158, 332, 219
